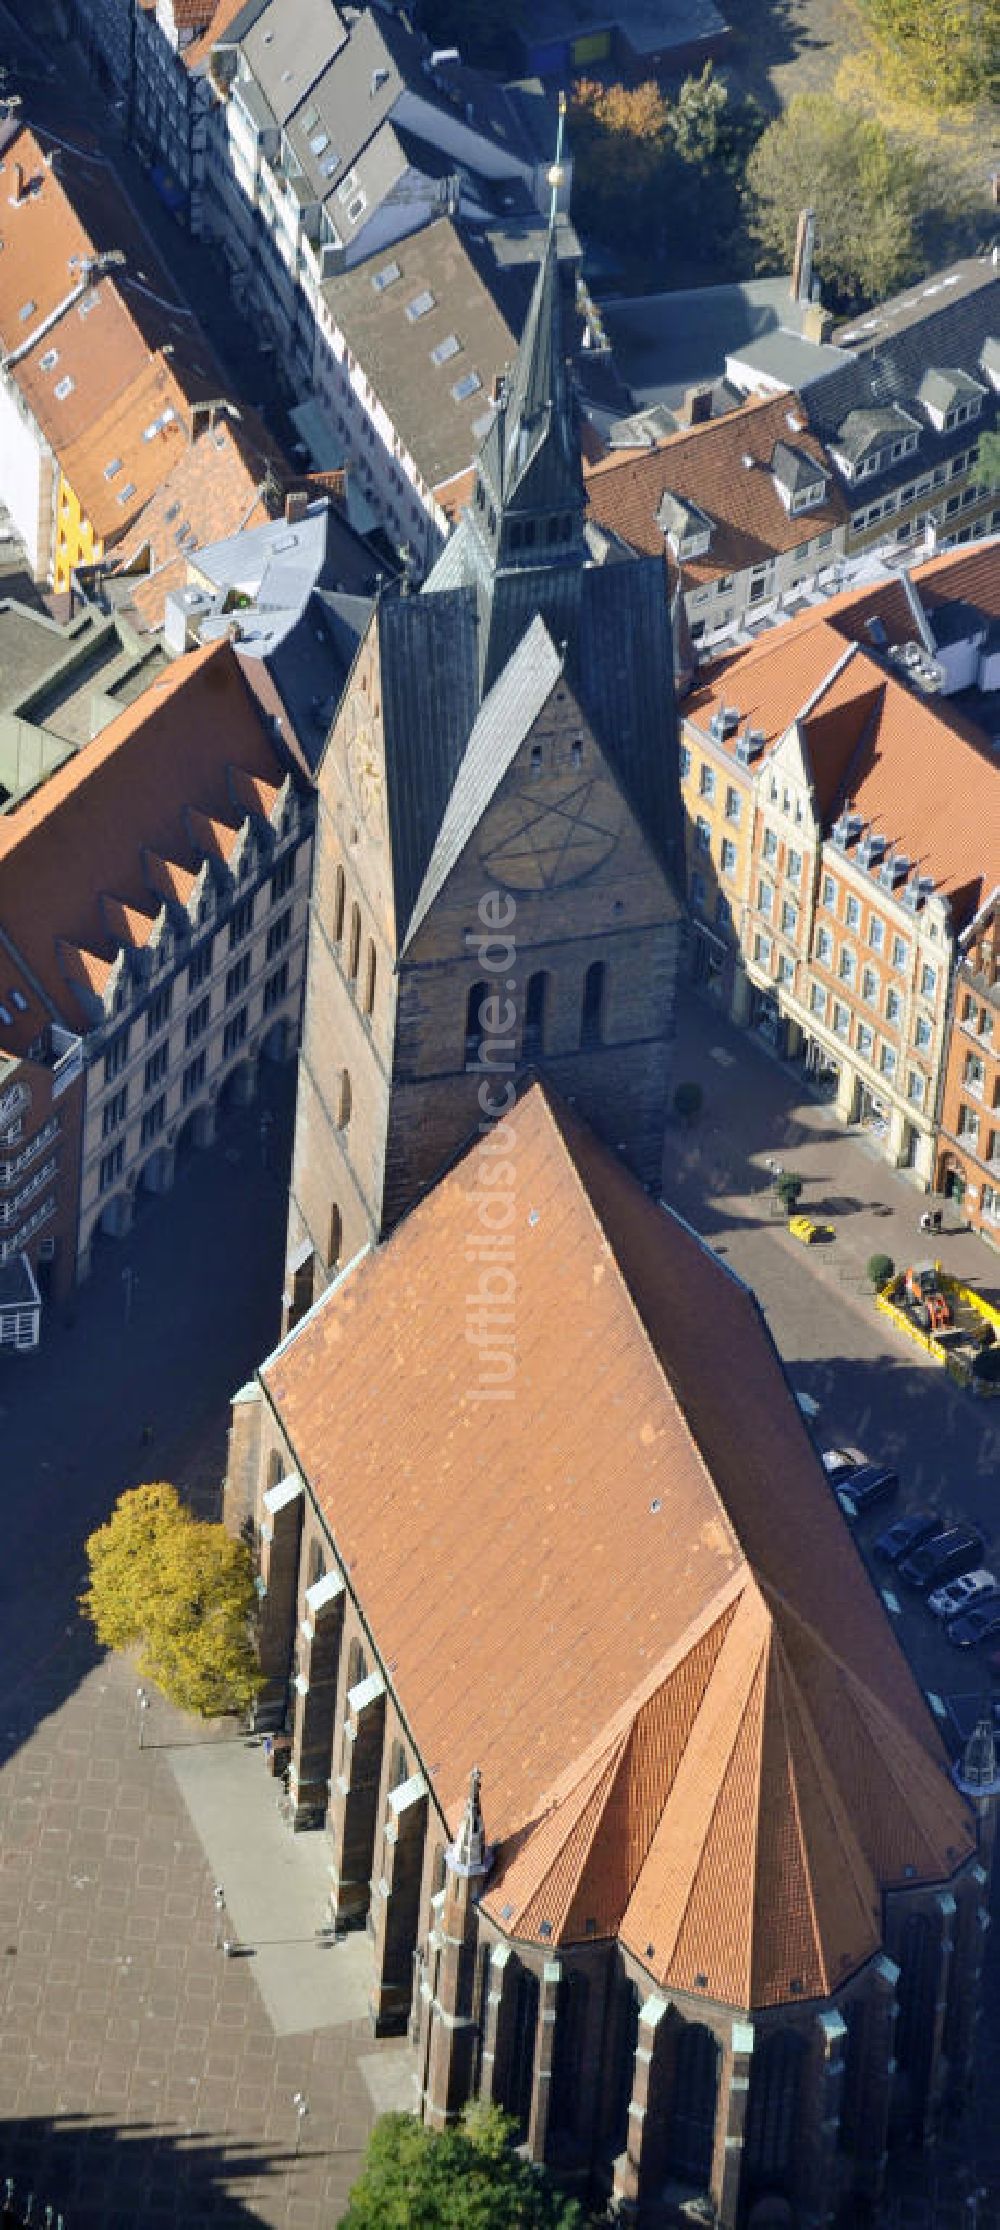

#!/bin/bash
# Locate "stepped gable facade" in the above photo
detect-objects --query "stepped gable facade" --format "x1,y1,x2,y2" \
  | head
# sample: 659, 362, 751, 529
225, 1080, 988, 2224
0, 642, 312, 1296
282, 222, 684, 1328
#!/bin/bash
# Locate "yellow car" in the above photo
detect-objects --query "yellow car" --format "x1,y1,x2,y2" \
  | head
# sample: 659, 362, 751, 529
788, 1214, 834, 1245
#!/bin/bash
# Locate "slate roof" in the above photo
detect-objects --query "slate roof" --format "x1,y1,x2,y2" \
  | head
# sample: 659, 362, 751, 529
264, 1081, 974, 2007
803, 262, 1000, 450
375, 587, 481, 945
405, 615, 563, 946
320, 218, 516, 495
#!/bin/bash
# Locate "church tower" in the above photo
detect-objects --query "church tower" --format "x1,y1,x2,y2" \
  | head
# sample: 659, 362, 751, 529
282, 181, 685, 1327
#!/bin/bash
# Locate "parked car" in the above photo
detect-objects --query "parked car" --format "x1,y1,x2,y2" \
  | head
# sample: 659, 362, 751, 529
928, 1569, 999, 1620
946, 1598, 1000, 1650
873, 1512, 941, 1566
837, 1464, 899, 1517
822, 1447, 866, 1487
899, 1526, 985, 1592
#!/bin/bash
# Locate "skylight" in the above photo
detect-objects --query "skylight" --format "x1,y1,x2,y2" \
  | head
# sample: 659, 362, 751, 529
39, 348, 58, 372
118, 482, 137, 504
372, 260, 400, 293
53, 376, 75, 401
430, 334, 460, 366
451, 371, 481, 402
406, 290, 435, 322
104, 458, 123, 480
309, 131, 330, 156
18, 300, 35, 322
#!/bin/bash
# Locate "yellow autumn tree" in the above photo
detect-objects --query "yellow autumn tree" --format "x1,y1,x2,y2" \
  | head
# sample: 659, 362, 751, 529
81, 1482, 263, 1718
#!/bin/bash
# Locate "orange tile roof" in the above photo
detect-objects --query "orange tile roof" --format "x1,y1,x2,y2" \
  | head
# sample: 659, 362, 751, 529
0, 128, 225, 534
0, 643, 288, 1027
110, 419, 273, 630
264, 1083, 973, 2010
687, 593, 998, 924
58, 353, 190, 542
185, 0, 248, 66
585, 392, 847, 589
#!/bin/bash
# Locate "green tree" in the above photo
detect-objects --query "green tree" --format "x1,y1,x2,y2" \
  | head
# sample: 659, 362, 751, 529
81, 1483, 262, 1718
673, 1080, 704, 1126
972, 429, 1000, 490
746, 93, 924, 308
776, 1172, 804, 1212
867, 1252, 895, 1288
857, 0, 996, 107
340, 2106, 584, 2228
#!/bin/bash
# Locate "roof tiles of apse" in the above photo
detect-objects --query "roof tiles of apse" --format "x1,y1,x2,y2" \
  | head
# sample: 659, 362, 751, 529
264, 1081, 974, 2010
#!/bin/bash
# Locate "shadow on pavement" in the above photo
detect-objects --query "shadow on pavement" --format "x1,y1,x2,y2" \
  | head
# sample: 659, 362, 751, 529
0, 1064, 295, 1776
0, 2113, 312, 2230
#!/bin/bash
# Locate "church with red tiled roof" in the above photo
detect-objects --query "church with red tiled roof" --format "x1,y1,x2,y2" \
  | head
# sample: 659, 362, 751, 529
224, 1080, 992, 2225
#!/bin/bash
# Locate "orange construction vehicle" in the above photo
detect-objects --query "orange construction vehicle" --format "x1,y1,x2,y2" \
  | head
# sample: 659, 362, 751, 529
903, 1262, 953, 1334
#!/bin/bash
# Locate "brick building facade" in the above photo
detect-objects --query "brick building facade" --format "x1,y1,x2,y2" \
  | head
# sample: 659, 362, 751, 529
224, 1083, 994, 2225
283, 224, 683, 1325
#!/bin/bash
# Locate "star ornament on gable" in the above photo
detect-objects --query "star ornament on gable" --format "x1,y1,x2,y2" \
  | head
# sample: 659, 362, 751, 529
481, 778, 621, 891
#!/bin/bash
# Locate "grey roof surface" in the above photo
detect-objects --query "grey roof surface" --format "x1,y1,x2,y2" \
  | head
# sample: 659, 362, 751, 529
190, 500, 380, 770
918, 366, 988, 411
524, 0, 726, 56
405, 614, 562, 946
726, 329, 847, 392
321, 217, 516, 491
376, 587, 481, 940
802, 270, 1000, 437
283, 11, 406, 204
601, 281, 840, 413
429, 515, 679, 877
833, 258, 999, 350
240, 0, 346, 127
828, 405, 917, 465
478, 228, 582, 524
770, 440, 829, 494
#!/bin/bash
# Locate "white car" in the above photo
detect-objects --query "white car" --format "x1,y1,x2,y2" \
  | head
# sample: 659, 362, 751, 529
927, 1568, 999, 1620
822, 1447, 866, 1487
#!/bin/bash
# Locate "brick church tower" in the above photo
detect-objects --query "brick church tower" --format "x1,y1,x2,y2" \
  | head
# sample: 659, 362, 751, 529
283, 191, 684, 1322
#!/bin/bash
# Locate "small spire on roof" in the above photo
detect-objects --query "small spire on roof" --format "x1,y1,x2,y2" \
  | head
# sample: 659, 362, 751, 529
954, 1716, 1000, 1801
546, 90, 567, 237
447, 1765, 492, 1879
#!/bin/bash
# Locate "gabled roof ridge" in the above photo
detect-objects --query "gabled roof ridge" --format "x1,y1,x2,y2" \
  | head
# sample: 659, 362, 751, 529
622, 1586, 770, 1998
497, 1733, 629, 1935
528, 1572, 748, 1828
768, 1626, 874, 1999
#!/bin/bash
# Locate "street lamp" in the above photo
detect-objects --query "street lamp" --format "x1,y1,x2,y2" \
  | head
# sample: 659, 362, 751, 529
136, 1686, 150, 1749
213, 1883, 227, 1950
292, 2091, 310, 2154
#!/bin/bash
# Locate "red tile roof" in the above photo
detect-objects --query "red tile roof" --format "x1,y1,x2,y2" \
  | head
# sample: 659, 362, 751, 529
0, 643, 288, 1027
264, 1084, 973, 2009
585, 392, 847, 588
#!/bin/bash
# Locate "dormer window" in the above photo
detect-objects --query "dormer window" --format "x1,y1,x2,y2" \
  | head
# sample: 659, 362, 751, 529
918, 367, 986, 435
657, 490, 713, 560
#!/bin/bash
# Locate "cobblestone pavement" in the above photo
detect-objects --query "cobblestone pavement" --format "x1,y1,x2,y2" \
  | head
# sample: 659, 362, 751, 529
0, 1067, 406, 2228
0, 1651, 400, 2229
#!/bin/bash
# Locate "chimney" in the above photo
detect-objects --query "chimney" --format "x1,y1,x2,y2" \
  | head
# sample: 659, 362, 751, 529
681, 384, 713, 427
801, 302, 833, 344
9, 160, 24, 206
790, 208, 815, 303
284, 488, 308, 525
